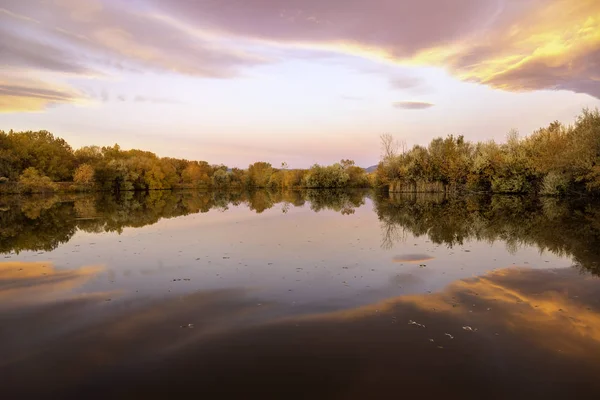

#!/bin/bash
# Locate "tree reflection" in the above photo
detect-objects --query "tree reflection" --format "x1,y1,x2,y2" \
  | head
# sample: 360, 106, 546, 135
2, 190, 600, 276
0, 189, 368, 254
374, 192, 600, 275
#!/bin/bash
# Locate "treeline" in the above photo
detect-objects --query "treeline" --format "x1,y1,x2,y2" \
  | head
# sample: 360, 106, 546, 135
0, 130, 372, 193
377, 109, 600, 195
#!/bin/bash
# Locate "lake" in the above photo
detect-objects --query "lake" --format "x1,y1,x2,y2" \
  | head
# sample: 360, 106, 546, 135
2, 190, 600, 398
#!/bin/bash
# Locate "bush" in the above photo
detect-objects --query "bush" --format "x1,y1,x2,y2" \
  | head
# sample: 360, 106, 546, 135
18, 167, 57, 193
491, 174, 531, 194
304, 164, 349, 188
540, 172, 570, 196
0, 176, 8, 184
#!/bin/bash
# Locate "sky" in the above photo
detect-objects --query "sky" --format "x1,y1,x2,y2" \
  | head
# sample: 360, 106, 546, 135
1, 0, 599, 168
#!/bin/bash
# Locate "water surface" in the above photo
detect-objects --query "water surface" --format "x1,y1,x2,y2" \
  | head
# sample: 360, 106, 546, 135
1, 190, 600, 398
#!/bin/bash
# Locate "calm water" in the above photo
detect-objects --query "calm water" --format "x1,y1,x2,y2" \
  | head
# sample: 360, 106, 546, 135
1, 190, 600, 398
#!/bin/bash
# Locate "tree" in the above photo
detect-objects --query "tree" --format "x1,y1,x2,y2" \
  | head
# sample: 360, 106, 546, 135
247, 162, 273, 188
74, 146, 103, 167
380, 133, 398, 161
340, 159, 355, 169
304, 164, 350, 188
5, 130, 75, 181
73, 164, 95, 185
182, 163, 209, 187
212, 169, 230, 187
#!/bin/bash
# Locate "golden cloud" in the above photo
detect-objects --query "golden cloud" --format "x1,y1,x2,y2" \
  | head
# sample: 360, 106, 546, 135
1, 0, 598, 118
408, 0, 600, 97
157, 0, 600, 98
0, 77, 87, 112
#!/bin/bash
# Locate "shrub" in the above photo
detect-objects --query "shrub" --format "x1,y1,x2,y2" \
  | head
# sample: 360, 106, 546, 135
18, 167, 57, 193
540, 172, 570, 196
304, 164, 349, 188
491, 175, 531, 194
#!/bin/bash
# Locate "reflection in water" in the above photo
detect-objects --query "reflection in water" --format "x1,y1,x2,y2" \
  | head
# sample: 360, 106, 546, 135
0, 189, 366, 254
2, 190, 600, 397
392, 253, 435, 263
0, 261, 104, 306
1, 263, 600, 398
375, 193, 600, 275
2, 190, 600, 275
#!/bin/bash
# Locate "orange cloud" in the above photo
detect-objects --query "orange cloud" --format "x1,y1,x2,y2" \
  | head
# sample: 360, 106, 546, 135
392, 253, 435, 263
157, 0, 600, 98
436, 0, 600, 97
2, 0, 598, 115
0, 74, 87, 112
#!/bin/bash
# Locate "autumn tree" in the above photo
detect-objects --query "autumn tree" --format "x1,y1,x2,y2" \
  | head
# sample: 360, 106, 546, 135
73, 164, 95, 185
247, 162, 273, 188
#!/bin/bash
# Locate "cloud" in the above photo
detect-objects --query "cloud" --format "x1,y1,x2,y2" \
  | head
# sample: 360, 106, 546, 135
389, 75, 426, 91
393, 101, 434, 110
413, 0, 600, 98
0, 76, 86, 112
2, 0, 599, 114
340, 95, 364, 101
0, 0, 273, 112
147, 0, 600, 98
133, 95, 182, 104
0, 26, 98, 75
1, 1, 271, 78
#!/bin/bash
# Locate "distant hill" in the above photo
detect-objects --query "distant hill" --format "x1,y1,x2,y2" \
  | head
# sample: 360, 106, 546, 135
364, 165, 378, 173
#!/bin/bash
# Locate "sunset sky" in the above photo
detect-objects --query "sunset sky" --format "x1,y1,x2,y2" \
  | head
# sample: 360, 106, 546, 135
1, 0, 599, 168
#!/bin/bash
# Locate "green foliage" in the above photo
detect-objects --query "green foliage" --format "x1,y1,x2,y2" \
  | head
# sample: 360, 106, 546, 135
378, 108, 600, 195
540, 172, 570, 196
247, 162, 274, 188
0, 130, 74, 181
182, 162, 211, 187
3, 190, 600, 276
212, 169, 230, 187
3, 108, 598, 195
374, 193, 600, 275
304, 164, 349, 188
18, 168, 57, 194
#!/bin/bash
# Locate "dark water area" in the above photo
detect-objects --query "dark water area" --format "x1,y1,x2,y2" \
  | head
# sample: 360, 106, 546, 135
2, 190, 600, 399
